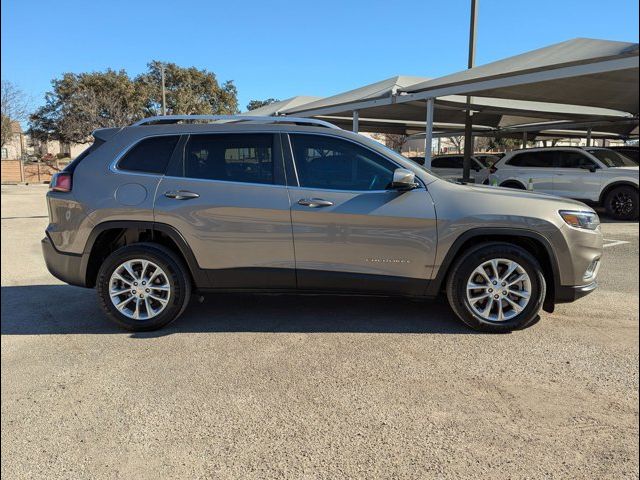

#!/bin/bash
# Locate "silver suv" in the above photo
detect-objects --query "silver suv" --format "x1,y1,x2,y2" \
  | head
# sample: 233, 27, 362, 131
42, 116, 603, 333
487, 147, 639, 220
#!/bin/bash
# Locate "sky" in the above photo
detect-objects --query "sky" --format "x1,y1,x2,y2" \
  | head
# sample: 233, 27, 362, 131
2, 0, 639, 113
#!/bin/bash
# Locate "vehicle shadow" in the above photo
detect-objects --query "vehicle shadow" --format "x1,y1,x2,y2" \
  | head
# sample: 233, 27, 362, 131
1, 284, 475, 336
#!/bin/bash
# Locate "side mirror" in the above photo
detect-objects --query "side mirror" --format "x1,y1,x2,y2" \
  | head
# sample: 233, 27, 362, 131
391, 168, 418, 191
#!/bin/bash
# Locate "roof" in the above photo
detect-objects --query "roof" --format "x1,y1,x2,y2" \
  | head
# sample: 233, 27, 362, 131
278, 68, 634, 135
401, 38, 639, 114
285, 76, 429, 115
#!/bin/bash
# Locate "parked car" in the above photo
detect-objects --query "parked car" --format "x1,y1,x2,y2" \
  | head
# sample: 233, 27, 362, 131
43, 116, 603, 333
487, 147, 639, 220
424, 154, 494, 183
607, 145, 639, 164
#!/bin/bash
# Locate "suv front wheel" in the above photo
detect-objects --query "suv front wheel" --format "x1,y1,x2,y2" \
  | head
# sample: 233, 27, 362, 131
446, 243, 546, 333
96, 243, 192, 331
604, 185, 639, 221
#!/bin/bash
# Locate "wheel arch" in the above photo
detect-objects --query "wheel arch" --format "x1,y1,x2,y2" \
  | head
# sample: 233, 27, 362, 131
426, 228, 561, 312
499, 179, 527, 189
599, 181, 639, 205
81, 221, 207, 288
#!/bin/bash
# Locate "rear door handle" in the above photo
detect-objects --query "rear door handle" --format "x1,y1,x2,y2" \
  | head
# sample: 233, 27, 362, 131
164, 190, 200, 200
297, 198, 334, 208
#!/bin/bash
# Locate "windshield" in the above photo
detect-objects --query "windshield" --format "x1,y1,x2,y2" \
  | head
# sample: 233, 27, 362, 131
586, 148, 637, 167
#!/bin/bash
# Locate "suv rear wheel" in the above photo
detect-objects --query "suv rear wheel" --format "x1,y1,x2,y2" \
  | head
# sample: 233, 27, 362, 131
446, 243, 546, 333
604, 185, 639, 221
96, 243, 191, 331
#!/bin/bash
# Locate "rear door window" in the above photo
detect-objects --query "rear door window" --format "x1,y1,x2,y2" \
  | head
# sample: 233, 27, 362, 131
183, 133, 274, 184
507, 151, 556, 168
432, 156, 463, 168
557, 151, 599, 169
118, 136, 180, 174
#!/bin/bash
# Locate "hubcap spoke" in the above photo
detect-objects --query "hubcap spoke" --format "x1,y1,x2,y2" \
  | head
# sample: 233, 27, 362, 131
504, 296, 523, 313
472, 267, 492, 284
150, 285, 170, 292
509, 289, 530, 299
500, 262, 518, 281
507, 274, 527, 287
148, 294, 168, 305
122, 262, 138, 281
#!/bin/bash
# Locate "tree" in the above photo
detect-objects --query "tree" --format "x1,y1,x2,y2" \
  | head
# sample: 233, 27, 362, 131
488, 136, 524, 152
29, 63, 240, 144
136, 61, 239, 116
1, 80, 29, 147
246, 98, 280, 111
446, 136, 464, 153
29, 69, 146, 144
370, 133, 407, 152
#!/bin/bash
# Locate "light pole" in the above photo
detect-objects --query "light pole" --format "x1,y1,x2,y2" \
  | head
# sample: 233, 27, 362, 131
160, 63, 167, 116
462, 0, 478, 183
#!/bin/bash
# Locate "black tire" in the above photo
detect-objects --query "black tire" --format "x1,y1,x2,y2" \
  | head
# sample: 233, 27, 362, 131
604, 185, 639, 221
96, 243, 192, 331
446, 243, 546, 333
500, 181, 526, 190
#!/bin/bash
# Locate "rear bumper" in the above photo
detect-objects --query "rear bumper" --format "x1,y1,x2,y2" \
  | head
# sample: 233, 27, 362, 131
555, 281, 598, 303
41, 235, 88, 287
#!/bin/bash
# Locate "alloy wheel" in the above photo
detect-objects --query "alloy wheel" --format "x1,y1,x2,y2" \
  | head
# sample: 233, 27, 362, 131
610, 191, 634, 217
109, 259, 171, 320
466, 258, 532, 322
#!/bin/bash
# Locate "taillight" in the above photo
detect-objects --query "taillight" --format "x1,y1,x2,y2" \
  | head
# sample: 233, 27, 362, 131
50, 172, 72, 192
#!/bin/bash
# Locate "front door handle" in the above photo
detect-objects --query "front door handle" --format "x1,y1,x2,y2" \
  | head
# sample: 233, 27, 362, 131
297, 198, 334, 208
164, 190, 200, 200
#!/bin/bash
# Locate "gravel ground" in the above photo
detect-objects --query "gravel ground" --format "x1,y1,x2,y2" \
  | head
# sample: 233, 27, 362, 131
2, 184, 638, 479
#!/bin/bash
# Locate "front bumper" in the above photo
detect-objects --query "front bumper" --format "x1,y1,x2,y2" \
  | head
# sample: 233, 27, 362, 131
41, 235, 87, 287
555, 281, 598, 303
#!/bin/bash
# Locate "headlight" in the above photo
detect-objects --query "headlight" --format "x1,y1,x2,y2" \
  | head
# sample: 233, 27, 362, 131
559, 210, 600, 230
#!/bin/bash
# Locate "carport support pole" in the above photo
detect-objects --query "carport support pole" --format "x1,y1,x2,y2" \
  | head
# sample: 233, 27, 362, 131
462, 0, 478, 184
424, 97, 435, 169
352, 110, 359, 133
522, 131, 528, 149
586, 128, 592, 147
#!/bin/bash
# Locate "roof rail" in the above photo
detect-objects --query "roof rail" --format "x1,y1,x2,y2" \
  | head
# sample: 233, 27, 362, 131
131, 115, 341, 129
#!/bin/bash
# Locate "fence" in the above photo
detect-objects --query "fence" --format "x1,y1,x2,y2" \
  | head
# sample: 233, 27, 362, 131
1, 160, 61, 184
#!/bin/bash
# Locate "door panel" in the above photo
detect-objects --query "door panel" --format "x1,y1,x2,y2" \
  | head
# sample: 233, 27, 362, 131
286, 133, 437, 295
290, 188, 437, 292
511, 167, 554, 193
553, 169, 603, 200
154, 179, 296, 289
552, 152, 603, 200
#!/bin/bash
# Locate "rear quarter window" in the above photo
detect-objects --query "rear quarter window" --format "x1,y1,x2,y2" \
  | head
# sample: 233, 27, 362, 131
506, 151, 555, 167
118, 136, 180, 174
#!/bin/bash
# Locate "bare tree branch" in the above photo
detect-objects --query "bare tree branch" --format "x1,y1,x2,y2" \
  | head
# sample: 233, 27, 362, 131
1, 81, 30, 147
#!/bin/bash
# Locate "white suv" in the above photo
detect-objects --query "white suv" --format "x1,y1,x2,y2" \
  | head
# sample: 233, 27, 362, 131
487, 147, 639, 220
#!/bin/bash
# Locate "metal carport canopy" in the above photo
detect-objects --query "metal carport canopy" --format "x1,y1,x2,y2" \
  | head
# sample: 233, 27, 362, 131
398, 38, 639, 114
280, 74, 634, 136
